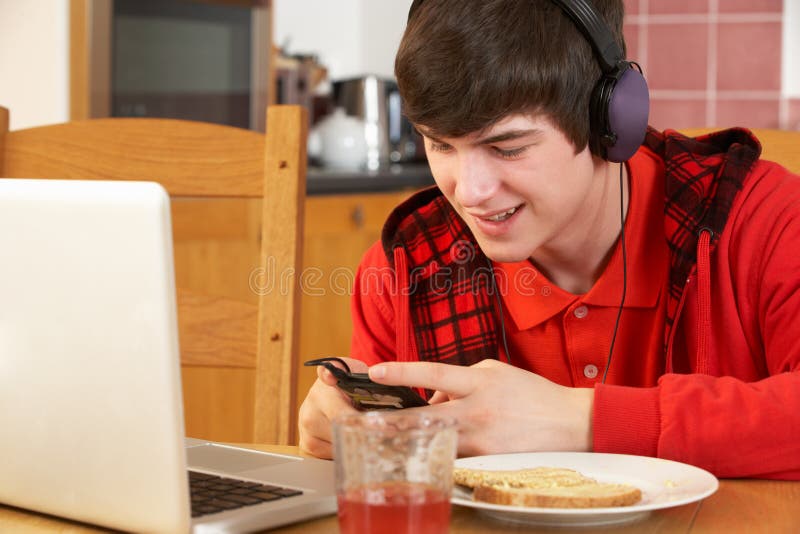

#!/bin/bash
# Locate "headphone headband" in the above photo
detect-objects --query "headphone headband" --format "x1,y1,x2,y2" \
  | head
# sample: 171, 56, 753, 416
548, 0, 623, 71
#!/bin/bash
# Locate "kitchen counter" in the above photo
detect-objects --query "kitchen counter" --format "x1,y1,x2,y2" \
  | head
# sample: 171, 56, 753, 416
306, 163, 435, 195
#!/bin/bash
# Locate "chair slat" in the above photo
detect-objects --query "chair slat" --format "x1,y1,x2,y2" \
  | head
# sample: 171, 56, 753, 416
254, 106, 308, 445
4, 118, 265, 197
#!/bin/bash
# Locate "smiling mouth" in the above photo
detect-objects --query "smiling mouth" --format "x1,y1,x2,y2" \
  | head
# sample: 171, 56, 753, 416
481, 205, 522, 222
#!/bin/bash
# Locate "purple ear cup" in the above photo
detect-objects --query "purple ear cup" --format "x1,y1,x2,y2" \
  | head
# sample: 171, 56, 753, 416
605, 67, 650, 162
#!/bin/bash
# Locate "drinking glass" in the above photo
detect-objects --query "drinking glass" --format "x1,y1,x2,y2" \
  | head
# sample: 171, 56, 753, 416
332, 411, 458, 534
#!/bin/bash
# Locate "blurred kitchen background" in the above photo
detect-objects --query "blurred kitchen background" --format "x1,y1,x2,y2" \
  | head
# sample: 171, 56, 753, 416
1, 0, 799, 161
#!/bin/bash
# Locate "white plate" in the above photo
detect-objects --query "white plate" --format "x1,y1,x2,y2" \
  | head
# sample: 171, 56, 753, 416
452, 452, 718, 527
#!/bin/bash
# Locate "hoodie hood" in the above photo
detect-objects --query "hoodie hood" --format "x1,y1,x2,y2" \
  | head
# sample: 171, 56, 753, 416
646, 127, 760, 369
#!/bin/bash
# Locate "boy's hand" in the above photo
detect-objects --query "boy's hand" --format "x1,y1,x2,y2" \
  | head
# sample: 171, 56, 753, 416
368, 359, 593, 456
297, 357, 364, 458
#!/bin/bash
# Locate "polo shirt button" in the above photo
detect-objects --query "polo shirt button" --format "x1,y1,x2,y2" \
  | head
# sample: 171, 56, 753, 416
573, 305, 589, 318
584, 364, 599, 379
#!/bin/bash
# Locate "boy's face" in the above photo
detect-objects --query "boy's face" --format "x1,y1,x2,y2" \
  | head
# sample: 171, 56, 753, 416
420, 113, 609, 263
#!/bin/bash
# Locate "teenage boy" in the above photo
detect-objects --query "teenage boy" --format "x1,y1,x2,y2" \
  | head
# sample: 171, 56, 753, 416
299, 0, 800, 479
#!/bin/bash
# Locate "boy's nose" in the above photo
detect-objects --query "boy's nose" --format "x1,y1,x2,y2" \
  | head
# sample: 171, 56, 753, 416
454, 155, 501, 209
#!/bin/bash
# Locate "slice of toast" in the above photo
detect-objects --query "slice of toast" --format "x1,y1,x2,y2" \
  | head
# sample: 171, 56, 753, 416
453, 466, 592, 489
473, 480, 642, 508
454, 466, 642, 508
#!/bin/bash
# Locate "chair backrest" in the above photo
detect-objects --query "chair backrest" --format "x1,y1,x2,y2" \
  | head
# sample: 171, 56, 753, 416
679, 128, 800, 174
0, 105, 308, 445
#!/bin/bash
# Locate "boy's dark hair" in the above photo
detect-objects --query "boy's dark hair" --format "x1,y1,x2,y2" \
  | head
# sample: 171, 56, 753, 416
395, 0, 626, 154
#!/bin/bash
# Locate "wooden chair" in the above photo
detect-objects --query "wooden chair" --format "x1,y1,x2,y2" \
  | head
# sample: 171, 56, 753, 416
679, 128, 800, 174
0, 105, 308, 445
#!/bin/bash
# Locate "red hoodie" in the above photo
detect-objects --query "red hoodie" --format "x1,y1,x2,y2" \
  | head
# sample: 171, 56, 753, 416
350, 128, 800, 479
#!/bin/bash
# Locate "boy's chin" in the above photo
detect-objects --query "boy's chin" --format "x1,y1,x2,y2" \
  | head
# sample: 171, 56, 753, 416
478, 242, 534, 264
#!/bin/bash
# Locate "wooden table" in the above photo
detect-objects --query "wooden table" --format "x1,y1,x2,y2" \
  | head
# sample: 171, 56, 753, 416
2, 444, 798, 533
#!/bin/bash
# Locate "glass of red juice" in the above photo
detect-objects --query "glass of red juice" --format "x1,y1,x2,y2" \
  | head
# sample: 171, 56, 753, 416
332, 411, 457, 534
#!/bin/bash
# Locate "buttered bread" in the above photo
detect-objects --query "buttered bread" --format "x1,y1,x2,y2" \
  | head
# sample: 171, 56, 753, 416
453, 466, 642, 508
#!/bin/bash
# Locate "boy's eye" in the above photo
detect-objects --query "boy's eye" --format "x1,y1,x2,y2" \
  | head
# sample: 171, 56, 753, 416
493, 146, 527, 159
428, 141, 453, 153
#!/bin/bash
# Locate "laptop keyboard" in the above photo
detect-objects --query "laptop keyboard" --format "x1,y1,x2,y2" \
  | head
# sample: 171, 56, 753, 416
189, 470, 303, 518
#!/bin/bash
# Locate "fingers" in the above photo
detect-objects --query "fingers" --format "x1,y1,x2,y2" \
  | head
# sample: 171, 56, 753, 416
343, 357, 369, 373
299, 431, 333, 459
398, 398, 492, 457
368, 361, 476, 398
316, 365, 338, 385
427, 390, 450, 404
297, 378, 358, 459
297, 395, 332, 458
315, 357, 369, 385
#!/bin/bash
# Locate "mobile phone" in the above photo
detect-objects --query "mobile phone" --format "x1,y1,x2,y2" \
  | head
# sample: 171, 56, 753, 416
305, 357, 428, 410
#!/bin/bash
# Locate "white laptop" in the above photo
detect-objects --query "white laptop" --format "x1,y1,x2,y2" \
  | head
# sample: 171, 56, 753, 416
0, 179, 336, 533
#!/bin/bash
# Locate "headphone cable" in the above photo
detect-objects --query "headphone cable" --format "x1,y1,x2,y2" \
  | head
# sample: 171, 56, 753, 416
602, 162, 628, 383
487, 258, 513, 367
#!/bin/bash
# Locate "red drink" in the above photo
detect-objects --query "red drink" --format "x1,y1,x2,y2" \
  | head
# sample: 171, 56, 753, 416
337, 481, 451, 534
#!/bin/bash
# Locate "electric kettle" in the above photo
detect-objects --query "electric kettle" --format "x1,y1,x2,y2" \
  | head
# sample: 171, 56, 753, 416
332, 75, 421, 169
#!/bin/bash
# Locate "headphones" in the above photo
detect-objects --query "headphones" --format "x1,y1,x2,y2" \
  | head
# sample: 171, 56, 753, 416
406, 0, 649, 162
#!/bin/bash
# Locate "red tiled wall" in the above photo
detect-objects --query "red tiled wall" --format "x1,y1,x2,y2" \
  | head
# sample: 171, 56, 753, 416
622, 0, 795, 131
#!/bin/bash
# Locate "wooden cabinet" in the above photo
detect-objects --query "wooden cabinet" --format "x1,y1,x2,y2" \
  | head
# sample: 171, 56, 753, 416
176, 189, 416, 443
